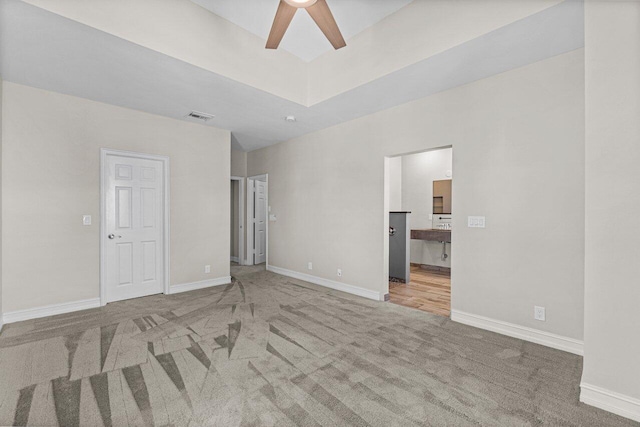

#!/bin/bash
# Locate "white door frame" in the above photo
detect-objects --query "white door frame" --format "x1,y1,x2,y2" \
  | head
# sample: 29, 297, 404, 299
246, 174, 268, 266
383, 146, 453, 305
100, 148, 170, 306
230, 176, 245, 266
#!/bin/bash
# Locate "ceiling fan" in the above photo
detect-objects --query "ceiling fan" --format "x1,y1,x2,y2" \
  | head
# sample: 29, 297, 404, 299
266, 0, 346, 51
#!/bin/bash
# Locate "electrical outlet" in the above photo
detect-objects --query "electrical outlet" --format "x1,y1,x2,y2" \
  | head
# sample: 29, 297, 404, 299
534, 306, 546, 321
82, 215, 92, 226
468, 216, 486, 228
337, 269, 342, 277
204, 265, 211, 274
308, 262, 313, 270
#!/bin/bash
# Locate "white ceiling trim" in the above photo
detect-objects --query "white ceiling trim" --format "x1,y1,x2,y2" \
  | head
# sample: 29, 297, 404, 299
0, 0, 584, 152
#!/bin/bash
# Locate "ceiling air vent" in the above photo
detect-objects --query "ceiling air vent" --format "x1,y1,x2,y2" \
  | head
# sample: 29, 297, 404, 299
186, 111, 215, 121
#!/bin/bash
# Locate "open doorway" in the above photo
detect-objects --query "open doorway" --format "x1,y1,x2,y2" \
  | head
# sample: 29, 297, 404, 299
246, 174, 268, 266
230, 176, 245, 266
385, 147, 452, 317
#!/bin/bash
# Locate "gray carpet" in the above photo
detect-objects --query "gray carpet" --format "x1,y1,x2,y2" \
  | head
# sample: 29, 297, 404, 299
0, 264, 636, 426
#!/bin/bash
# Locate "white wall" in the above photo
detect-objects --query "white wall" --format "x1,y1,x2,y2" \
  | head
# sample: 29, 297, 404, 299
248, 49, 585, 341
22, 0, 562, 107
388, 156, 402, 211
401, 148, 453, 268
1, 83, 231, 313
21, 0, 307, 105
581, 1, 640, 420
308, 0, 563, 104
231, 149, 247, 178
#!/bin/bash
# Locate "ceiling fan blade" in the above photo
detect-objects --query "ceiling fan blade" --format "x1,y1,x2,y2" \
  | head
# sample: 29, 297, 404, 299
266, 1, 297, 49
306, 0, 346, 50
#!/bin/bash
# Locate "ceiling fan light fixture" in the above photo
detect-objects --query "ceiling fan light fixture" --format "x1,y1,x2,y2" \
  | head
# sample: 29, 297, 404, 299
267, 0, 345, 51
283, 0, 317, 8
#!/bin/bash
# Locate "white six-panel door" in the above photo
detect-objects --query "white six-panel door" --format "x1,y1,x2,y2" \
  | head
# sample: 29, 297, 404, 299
254, 180, 267, 264
104, 153, 165, 303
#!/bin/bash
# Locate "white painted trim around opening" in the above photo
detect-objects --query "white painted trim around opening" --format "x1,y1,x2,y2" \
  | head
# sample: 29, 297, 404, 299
246, 174, 268, 267
267, 265, 382, 301
451, 309, 584, 355
2, 298, 101, 324
230, 176, 245, 266
100, 149, 170, 307
580, 383, 640, 423
168, 276, 232, 295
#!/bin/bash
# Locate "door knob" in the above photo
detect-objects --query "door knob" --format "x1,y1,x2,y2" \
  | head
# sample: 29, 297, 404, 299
108, 234, 122, 239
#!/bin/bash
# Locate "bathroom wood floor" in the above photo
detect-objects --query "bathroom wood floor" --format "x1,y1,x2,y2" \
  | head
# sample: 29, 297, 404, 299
389, 265, 451, 317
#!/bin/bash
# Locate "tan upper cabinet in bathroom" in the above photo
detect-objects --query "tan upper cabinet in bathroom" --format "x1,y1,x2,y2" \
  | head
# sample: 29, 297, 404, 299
433, 179, 452, 214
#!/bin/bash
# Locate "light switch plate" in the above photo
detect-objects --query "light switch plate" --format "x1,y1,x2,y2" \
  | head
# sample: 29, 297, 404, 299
468, 216, 486, 228
269, 214, 277, 222
83, 215, 92, 226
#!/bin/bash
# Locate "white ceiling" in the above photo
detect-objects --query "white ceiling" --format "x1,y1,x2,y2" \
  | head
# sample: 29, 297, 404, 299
0, 0, 584, 151
190, 0, 414, 62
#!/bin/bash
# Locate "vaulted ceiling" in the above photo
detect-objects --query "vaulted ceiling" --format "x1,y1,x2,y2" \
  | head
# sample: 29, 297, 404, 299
0, 0, 584, 151
191, 0, 414, 62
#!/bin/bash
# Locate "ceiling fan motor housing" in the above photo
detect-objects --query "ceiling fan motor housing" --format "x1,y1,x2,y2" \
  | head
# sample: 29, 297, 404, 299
283, 0, 318, 8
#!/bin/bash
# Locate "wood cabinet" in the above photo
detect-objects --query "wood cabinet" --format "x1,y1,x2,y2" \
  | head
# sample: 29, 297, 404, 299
433, 179, 452, 214
411, 229, 451, 242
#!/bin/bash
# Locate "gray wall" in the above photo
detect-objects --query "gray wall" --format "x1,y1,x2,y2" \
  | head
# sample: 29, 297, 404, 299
1, 83, 231, 313
582, 0, 640, 408
248, 50, 585, 341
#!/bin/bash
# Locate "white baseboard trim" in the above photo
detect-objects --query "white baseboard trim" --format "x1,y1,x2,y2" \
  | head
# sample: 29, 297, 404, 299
230, 256, 239, 263
3, 298, 101, 324
580, 383, 640, 422
169, 276, 231, 295
267, 265, 381, 301
451, 309, 584, 356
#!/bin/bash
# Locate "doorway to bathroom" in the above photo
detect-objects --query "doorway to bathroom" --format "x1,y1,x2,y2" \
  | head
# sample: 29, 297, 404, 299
385, 146, 453, 317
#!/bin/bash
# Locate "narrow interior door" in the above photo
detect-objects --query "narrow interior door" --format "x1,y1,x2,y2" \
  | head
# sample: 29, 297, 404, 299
254, 180, 267, 264
105, 154, 164, 303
